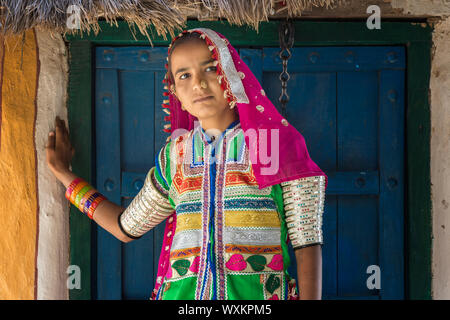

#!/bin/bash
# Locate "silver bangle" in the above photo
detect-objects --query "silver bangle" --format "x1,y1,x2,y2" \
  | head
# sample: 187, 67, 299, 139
119, 167, 174, 238
281, 176, 326, 249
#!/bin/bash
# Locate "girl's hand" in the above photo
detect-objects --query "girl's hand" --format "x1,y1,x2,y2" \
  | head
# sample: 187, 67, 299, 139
45, 116, 75, 178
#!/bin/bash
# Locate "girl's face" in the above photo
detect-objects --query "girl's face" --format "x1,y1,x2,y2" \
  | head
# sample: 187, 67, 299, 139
170, 39, 231, 122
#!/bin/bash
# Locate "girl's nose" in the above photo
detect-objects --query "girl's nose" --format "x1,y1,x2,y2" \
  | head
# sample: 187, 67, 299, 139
192, 74, 205, 91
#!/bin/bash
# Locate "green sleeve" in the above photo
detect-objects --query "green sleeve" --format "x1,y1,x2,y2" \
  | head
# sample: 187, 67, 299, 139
154, 141, 172, 193
271, 184, 294, 281
153, 141, 176, 209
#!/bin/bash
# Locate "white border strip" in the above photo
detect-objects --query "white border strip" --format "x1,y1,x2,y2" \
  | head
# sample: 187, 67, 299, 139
35, 27, 70, 300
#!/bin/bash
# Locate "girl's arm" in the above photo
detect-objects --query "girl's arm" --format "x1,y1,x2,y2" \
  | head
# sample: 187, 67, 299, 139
295, 244, 322, 300
46, 116, 172, 243
49, 146, 135, 243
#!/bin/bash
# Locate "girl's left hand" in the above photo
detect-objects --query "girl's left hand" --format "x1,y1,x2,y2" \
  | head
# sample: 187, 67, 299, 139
45, 116, 75, 178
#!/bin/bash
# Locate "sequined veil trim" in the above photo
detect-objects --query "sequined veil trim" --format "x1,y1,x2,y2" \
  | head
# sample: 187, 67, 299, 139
190, 28, 249, 105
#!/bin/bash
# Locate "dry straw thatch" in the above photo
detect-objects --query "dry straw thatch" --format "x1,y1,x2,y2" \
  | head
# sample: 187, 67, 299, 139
0, 0, 341, 43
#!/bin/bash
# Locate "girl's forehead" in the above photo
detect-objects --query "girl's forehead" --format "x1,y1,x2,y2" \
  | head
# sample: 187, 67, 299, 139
170, 41, 213, 63
171, 39, 209, 55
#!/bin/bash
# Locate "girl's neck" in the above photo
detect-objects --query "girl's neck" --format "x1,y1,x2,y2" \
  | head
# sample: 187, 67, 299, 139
199, 109, 239, 133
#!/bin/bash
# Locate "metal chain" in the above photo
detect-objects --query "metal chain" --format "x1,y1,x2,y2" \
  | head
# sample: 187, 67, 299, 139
278, 21, 294, 118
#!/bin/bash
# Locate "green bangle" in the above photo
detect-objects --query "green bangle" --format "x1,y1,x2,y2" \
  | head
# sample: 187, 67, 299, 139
75, 185, 93, 208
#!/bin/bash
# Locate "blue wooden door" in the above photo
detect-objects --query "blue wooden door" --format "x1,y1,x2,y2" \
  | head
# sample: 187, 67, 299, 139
95, 45, 405, 299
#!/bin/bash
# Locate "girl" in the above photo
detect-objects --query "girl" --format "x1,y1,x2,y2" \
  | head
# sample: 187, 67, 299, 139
46, 28, 327, 300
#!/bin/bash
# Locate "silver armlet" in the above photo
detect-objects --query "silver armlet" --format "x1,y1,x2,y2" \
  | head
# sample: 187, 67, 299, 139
119, 167, 174, 239
281, 175, 326, 250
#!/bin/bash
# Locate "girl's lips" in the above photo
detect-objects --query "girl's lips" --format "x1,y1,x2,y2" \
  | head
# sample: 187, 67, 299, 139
194, 96, 213, 103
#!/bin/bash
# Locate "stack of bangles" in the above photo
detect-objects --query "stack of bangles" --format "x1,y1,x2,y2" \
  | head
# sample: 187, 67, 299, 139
65, 177, 107, 219
281, 175, 326, 250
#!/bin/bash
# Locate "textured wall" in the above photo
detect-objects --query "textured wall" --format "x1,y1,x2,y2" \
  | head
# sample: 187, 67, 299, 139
0, 27, 69, 300
0, 29, 39, 300
264, 0, 450, 18
429, 16, 450, 300
391, 0, 450, 16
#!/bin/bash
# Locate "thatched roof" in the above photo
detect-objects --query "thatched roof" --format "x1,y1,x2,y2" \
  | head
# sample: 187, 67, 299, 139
0, 0, 340, 42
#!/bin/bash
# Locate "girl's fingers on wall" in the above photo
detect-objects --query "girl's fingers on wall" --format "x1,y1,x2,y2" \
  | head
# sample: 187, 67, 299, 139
46, 131, 55, 149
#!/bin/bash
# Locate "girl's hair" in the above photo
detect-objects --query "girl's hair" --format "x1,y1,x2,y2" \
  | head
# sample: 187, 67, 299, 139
167, 32, 204, 85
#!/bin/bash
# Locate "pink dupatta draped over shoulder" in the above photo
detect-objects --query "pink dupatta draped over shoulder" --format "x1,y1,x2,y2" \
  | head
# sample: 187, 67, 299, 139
151, 27, 327, 300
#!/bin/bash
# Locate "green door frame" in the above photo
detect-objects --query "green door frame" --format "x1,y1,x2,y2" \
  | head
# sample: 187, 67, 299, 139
65, 20, 433, 300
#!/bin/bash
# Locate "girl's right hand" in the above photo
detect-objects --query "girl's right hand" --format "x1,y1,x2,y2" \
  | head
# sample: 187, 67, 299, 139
45, 116, 75, 180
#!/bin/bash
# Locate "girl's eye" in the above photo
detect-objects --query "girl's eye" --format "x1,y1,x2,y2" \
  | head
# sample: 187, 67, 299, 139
179, 66, 216, 80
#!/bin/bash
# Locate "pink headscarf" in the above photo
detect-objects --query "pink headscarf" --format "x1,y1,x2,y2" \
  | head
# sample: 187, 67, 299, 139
151, 27, 327, 300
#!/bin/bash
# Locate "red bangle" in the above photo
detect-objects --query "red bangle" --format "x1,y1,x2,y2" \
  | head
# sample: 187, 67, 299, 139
65, 177, 83, 200
87, 195, 106, 219
69, 181, 89, 203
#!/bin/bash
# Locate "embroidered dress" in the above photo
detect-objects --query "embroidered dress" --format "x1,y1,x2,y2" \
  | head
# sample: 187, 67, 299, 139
155, 120, 293, 299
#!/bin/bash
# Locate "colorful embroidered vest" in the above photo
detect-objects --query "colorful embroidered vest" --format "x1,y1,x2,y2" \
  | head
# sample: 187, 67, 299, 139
153, 120, 297, 300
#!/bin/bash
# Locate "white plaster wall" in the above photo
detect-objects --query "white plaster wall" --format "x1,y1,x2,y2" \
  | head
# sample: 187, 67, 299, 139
35, 27, 70, 300
429, 16, 450, 300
